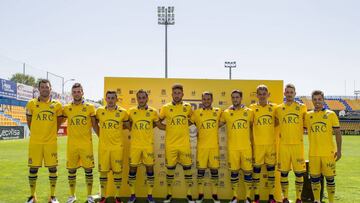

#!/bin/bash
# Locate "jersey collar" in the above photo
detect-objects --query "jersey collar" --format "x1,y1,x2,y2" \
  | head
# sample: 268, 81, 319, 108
172, 101, 183, 105
230, 104, 244, 110
37, 97, 52, 103
105, 105, 118, 110
137, 105, 149, 110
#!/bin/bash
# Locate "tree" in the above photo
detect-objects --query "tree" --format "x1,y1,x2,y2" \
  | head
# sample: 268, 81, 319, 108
10, 73, 36, 87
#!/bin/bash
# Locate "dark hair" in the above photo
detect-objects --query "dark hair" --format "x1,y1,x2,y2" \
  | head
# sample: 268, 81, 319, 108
311, 90, 324, 99
136, 89, 148, 97
172, 83, 183, 91
231, 89, 243, 97
256, 84, 268, 94
202, 91, 213, 99
285, 83, 296, 91
106, 90, 117, 97
71, 83, 83, 91
38, 79, 51, 88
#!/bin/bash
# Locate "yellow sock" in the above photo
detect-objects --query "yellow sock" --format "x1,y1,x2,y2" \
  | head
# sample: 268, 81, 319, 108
311, 176, 321, 202
197, 170, 205, 194
166, 166, 175, 195
68, 169, 77, 196
267, 165, 275, 196
49, 168, 58, 197
230, 171, 239, 198
128, 170, 137, 194
295, 173, 304, 200
210, 170, 219, 195
85, 169, 93, 196
253, 167, 261, 196
244, 172, 252, 199
146, 171, 154, 195
280, 172, 289, 199
326, 177, 335, 203
113, 172, 122, 197
28, 168, 38, 196
99, 172, 108, 197
183, 166, 193, 196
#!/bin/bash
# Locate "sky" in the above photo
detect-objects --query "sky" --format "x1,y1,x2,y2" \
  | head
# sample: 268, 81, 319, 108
0, 0, 359, 100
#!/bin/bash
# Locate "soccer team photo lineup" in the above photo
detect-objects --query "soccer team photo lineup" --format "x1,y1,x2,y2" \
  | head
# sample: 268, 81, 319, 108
23, 79, 342, 203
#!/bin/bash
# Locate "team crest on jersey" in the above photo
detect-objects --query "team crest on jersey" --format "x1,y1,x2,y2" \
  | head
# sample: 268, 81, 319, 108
49, 105, 54, 109
170, 109, 173, 112
268, 107, 272, 112
323, 115, 328, 119
115, 112, 120, 117
244, 112, 248, 116
230, 113, 233, 116
295, 106, 300, 111
183, 107, 187, 112
69, 108, 72, 111
310, 116, 313, 119
256, 109, 259, 112
134, 112, 137, 115
282, 107, 285, 111
82, 107, 87, 112
213, 112, 217, 116
146, 112, 150, 117
200, 113, 203, 117
102, 112, 105, 115
36, 104, 39, 108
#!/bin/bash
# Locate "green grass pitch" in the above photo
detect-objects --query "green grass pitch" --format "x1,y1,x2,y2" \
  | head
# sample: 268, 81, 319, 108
0, 135, 359, 203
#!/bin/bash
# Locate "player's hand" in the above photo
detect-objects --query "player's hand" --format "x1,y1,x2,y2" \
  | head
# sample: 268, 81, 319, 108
335, 151, 342, 161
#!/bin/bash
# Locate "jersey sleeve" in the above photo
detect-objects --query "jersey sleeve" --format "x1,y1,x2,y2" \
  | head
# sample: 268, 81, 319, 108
89, 104, 96, 117
122, 110, 129, 122
190, 110, 197, 124
55, 102, 63, 117
304, 112, 310, 129
62, 106, 68, 118
331, 111, 340, 128
159, 106, 166, 120
95, 108, 101, 120
25, 100, 33, 116
220, 110, 227, 123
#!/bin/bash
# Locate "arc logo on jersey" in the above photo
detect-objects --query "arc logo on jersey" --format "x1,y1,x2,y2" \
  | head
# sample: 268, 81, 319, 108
70, 115, 87, 125
133, 120, 151, 130
231, 119, 249, 129
256, 115, 273, 125
101, 119, 120, 129
199, 119, 217, 129
170, 115, 187, 125
310, 122, 327, 133
282, 113, 300, 124
36, 110, 55, 121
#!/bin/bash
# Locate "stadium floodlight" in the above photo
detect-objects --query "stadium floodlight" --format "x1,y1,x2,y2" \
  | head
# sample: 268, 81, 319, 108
157, 6, 175, 78
224, 61, 237, 80
62, 78, 75, 94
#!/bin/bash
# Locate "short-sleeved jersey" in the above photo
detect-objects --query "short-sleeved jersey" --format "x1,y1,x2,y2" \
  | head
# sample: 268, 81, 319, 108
127, 106, 159, 148
305, 109, 340, 157
63, 101, 96, 145
190, 107, 221, 148
26, 98, 62, 144
96, 106, 128, 149
250, 103, 277, 145
275, 102, 307, 144
159, 102, 192, 147
220, 105, 254, 150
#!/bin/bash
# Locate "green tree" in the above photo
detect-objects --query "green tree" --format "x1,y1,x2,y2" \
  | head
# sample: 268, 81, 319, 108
10, 73, 36, 86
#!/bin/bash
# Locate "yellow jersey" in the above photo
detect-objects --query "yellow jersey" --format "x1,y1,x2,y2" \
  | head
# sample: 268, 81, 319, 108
250, 103, 277, 145
96, 106, 128, 149
159, 102, 192, 147
127, 106, 159, 148
220, 105, 254, 150
275, 102, 307, 144
63, 101, 96, 146
305, 109, 340, 156
190, 107, 221, 148
25, 98, 62, 144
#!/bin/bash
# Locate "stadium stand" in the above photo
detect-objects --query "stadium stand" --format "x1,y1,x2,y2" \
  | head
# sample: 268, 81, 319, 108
345, 99, 360, 110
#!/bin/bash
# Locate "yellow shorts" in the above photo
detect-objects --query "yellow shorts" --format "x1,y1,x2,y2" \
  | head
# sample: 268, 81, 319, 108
253, 144, 276, 167
278, 144, 305, 173
28, 143, 58, 168
98, 147, 123, 173
309, 156, 336, 177
196, 148, 220, 169
129, 147, 155, 166
228, 149, 252, 171
67, 143, 94, 169
165, 145, 192, 167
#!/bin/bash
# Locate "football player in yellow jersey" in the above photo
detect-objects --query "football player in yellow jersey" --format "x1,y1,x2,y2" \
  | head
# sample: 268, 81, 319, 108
250, 84, 277, 203
95, 91, 129, 203
25, 79, 63, 203
126, 89, 165, 203
219, 90, 254, 203
159, 84, 194, 203
190, 92, 221, 203
305, 90, 342, 203
63, 83, 97, 203
275, 84, 307, 203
